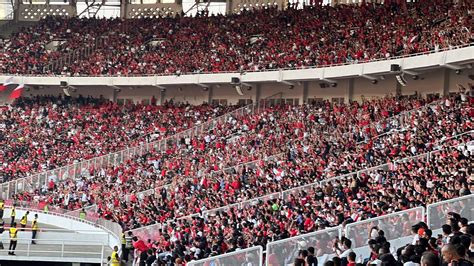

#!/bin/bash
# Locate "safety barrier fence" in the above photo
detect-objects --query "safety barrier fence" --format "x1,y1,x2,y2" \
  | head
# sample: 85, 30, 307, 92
0, 238, 106, 262
187, 246, 263, 266
187, 194, 473, 266
426, 194, 474, 230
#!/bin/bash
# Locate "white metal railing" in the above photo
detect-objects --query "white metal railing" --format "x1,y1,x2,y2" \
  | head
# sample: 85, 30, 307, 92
345, 207, 425, 249
0, 238, 106, 262
426, 194, 474, 230
265, 226, 341, 266
187, 245, 263, 266
8, 206, 121, 249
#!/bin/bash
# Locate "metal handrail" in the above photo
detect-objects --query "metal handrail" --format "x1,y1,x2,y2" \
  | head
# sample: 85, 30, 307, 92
2, 43, 472, 77
0, 238, 106, 262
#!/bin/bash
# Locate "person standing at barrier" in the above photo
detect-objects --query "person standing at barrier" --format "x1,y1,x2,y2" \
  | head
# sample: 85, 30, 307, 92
0, 199, 4, 219
8, 222, 18, 255
124, 231, 134, 262
110, 245, 120, 266
10, 204, 16, 227
79, 208, 86, 220
31, 214, 38, 244
121, 231, 126, 259
20, 211, 29, 231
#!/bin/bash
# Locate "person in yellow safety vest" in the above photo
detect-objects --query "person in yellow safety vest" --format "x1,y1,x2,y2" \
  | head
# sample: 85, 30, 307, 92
8, 222, 18, 255
79, 208, 86, 220
43, 204, 49, 214
10, 205, 16, 227
110, 245, 120, 266
0, 199, 4, 219
20, 211, 29, 231
32, 214, 39, 244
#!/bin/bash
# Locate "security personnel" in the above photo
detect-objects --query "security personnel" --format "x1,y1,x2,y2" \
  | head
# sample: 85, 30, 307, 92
79, 208, 86, 220
9, 222, 18, 255
32, 214, 39, 244
0, 199, 4, 219
20, 211, 29, 231
110, 245, 120, 266
10, 205, 16, 227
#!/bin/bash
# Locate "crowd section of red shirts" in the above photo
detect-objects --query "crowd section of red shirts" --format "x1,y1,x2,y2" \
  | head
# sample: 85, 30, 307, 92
0, 95, 236, 182
6, 91, 473, 264
0, 1, 472, 75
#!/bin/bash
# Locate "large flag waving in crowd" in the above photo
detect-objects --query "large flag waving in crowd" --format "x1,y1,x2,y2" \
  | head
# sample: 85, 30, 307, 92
0, 77, 25, 99
0, 76, 14, 92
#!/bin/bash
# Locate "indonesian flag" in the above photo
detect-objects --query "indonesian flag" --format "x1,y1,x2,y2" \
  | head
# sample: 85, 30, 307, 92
0, 77, 14, 91
10, 84, 24, 99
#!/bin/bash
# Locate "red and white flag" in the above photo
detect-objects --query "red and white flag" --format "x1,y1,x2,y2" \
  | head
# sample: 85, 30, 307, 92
0, 77, 14, 91
9, 84, 24, 99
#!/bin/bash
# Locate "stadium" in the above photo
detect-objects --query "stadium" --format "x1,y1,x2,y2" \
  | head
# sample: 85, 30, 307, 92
0, 0, 473, 265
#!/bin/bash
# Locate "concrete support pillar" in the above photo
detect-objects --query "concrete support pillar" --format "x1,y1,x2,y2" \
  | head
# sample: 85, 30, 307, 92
113, 88, 118, 102
302, 82, 309, 104
120, 0, 128, 19
207, 86, 214, 104
14, 0, 21, 22
347, 78, 354, 103
159, 88, 166, 105
255, 84, 261, 105
442, 68, 450, 97
396, 79, 402, 97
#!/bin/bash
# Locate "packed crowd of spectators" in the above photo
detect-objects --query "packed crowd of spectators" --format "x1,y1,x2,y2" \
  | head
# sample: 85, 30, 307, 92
122, 140, 472, 265
9, 95, 438, 214
0, 95, 235, 181
0, 17, 117, 74
1, 1, 473, 75
1, 87, 471, 266
6, 91, 472, 265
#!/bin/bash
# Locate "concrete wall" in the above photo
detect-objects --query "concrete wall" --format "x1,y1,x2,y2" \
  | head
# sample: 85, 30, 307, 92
6, 68, 472, 105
